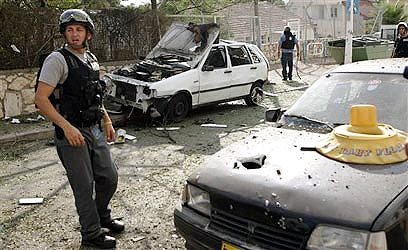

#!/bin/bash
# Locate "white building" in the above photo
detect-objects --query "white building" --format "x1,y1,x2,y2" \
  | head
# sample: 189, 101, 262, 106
219, 2, 315, 43
287, 0, 365, 38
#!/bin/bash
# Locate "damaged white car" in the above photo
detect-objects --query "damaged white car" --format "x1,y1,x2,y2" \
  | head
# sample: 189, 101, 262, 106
102, 23, 269, 121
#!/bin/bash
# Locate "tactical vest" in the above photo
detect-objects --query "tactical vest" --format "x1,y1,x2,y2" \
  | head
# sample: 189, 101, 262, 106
394, 37, 408, 58
282, 33, 295, 50
57, 48, 105, 128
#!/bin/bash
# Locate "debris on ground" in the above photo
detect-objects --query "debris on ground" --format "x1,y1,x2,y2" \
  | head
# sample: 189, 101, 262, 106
156, 127, 180, 131
9, 115, 46, 124
124, 134, 137, 141
193, 118, 214, 125
11, 119, 21, 124
18, 197, 44, 205
115, 129, 127, 144
11, 44, 21, 53
131, 236, 146, 243
200, 124, 227, 128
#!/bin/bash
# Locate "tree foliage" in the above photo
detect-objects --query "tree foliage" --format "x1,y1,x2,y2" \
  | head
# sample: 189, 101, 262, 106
159, 0, 284, 15
0, 0, 120, 9
380, 1, 408, 25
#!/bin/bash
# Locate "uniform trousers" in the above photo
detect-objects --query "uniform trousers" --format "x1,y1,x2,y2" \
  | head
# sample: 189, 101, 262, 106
55, 125, 118, 240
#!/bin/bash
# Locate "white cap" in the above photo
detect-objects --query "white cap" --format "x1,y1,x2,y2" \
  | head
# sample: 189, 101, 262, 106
397, 21, 408, 30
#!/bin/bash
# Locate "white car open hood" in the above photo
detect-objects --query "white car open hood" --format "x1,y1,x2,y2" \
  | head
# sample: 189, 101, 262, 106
146, 23, 220, 68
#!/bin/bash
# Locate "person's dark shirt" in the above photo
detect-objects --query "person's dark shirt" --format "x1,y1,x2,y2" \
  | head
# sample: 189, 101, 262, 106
394, 36, 408, 58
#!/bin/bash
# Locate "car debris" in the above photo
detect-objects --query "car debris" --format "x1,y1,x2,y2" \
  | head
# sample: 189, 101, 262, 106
124, 134, 137, 141
8, 115, 46, 124
115, 129, 127, 144
11, 44, 21, 53
18, 197, 44, 205
11, 118, 20, 124
193, 118, 214, 125
156, 127, 180, 131
131, 236, 145, 243
200, 123, 227, 128
109, 129, 137, 144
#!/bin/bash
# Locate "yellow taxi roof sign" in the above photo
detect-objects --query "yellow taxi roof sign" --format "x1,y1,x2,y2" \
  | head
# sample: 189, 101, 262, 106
317, 105, 408, 165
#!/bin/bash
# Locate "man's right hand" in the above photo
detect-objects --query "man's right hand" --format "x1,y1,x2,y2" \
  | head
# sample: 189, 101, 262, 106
63, 124, 85, 147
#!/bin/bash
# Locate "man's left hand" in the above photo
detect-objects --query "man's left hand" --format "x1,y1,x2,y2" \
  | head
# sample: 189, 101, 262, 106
105, 123, 115, 142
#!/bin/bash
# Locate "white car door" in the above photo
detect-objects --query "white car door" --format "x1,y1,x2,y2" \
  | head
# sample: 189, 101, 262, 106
227, 45, 257, 98
198, 45, 232, 104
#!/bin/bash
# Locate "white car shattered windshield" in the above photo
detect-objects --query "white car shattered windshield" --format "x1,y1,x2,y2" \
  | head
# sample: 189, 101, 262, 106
286, 73, 408, 131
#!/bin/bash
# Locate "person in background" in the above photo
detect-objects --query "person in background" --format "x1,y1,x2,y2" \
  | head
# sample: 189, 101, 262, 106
277, 26, 300, 81
392, 21, 408, 58
187, 22, 219, 52
35, 9, 124, 249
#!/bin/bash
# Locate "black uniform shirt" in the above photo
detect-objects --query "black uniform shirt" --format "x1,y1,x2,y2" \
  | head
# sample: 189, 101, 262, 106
394, 36, 408, 58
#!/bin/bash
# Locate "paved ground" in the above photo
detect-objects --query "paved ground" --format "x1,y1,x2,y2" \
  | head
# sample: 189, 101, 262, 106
0, 61, 337, 249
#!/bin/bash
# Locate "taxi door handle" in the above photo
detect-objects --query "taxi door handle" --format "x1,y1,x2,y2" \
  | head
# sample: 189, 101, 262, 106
224, 70, 232, 74
250, 66, 257, 70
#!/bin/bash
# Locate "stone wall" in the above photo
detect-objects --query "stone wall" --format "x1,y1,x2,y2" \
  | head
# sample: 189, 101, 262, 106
0, 61, 134, 119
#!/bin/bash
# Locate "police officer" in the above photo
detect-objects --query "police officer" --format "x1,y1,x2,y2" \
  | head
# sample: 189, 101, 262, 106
393, 21, 408, 58
35, 9, 123, 248
277, 26, 300, 81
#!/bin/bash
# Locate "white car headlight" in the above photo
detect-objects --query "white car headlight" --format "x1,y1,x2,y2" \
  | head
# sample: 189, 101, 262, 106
307, 225, 387, 250
182, 183, 211, 216
100, 75, 115, 96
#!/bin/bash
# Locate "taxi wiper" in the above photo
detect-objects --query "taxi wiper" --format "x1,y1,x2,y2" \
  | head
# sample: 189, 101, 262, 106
284, 114, 334, 131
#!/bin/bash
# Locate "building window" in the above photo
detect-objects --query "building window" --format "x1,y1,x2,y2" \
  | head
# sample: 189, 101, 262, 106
331, 6, 338, 18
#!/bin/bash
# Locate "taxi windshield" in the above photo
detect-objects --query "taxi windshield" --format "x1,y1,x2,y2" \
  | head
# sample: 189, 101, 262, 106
285, 72, 408, 131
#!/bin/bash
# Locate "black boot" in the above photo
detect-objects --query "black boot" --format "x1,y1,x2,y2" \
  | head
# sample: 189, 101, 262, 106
101, 219, 125, 233
82, 233, 116, 249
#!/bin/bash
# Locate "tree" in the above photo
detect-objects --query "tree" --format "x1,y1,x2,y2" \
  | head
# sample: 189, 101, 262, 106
381, 1, 408, 25
159, 0, 285, 15
0, 0, 120, 9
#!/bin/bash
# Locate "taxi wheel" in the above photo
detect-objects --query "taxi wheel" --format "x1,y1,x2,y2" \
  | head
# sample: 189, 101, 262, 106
167, 94, 190, 122
245, 82, 264, 106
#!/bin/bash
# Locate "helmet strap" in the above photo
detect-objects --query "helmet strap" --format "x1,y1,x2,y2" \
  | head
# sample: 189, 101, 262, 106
82, 32, 92, 48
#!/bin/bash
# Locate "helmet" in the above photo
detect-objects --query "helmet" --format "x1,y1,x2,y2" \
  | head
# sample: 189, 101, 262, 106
397, 21, 408, 30
59, 9, 95, 34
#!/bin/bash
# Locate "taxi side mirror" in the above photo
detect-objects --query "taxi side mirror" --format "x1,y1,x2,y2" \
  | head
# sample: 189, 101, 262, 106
265, 108, 284, 122
404, 66, 408, 79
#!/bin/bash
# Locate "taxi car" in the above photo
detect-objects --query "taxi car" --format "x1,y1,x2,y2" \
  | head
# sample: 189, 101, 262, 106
102, 23, 269, 121
174, 58, 408, 250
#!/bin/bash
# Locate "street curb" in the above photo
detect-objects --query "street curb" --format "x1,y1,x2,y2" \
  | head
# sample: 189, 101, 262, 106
0, 127, 54, 144
0, 113, 127, 144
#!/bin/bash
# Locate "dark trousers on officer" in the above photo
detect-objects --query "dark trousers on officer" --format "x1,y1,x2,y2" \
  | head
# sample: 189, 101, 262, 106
55, 125, 118, 240
281, 52, 293, 80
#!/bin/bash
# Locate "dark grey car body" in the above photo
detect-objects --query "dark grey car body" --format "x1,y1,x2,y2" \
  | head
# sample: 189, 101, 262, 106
174, 59, 408, 250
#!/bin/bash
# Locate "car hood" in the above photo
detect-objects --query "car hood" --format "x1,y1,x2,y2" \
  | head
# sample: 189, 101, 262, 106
147, 23, 220, 68
189, 127, 408, 231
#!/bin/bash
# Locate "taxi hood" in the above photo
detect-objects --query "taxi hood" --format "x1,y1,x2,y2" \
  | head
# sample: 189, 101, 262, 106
188, 127, 408, 231
147, 23, 220, 68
